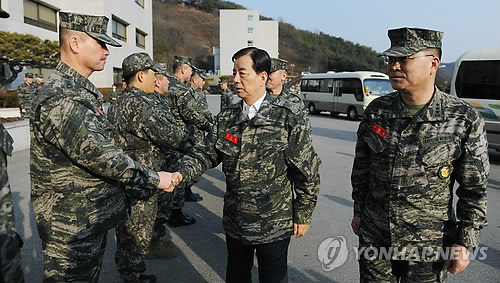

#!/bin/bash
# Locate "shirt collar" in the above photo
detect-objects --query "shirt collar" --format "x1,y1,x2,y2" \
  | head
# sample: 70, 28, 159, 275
242, 92, 266, 119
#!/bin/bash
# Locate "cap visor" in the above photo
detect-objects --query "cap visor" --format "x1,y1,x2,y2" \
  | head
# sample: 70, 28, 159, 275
0, 9, 9, 18
88, 32, 122, 47
380, 46, 424, 57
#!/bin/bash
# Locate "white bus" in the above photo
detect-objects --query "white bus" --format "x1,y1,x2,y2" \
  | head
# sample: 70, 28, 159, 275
450, 48, 500, 151
300, 71, 394, 120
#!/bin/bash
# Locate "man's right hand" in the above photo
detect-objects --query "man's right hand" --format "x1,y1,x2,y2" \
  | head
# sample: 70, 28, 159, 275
351, 216, 361, 235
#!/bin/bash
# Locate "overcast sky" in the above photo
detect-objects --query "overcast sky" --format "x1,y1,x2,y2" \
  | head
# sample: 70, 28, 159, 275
231, 0, 500, 63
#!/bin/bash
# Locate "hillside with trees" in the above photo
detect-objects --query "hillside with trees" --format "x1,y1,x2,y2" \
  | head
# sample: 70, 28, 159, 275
153, 0, 385, 74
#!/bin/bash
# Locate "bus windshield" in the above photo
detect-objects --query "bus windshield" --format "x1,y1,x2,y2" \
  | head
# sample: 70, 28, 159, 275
364, 79, 394, 96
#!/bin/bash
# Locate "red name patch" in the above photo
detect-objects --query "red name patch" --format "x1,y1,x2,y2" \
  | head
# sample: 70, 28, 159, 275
224, 133, 239, 144
371, 123, 388, 138
97, 107, 104, 116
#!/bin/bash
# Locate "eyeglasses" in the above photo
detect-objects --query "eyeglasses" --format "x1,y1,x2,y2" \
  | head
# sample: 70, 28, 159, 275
383, 54, 435, 65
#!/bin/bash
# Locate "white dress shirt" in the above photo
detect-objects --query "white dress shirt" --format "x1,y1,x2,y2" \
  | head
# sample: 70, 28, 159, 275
242, 92, 266, 119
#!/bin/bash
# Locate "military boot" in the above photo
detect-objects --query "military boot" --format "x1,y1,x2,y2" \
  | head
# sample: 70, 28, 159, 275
185, 186, 203, 202
167, 209, 196, 227
123, 274, 157, 283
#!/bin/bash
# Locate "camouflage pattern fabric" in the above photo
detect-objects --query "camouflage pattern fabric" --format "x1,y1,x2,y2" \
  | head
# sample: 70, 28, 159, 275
59, 12, 121, 47
0, 124, 24, 283
107, 86, 188, 200
270, 58, 289, 73
115, 195, 158, 281
273, 87, 311, 135
30, 61, 161, 282
108, 90, 119, 102
381, 27, 444, 57
351, 88, 489, 262
107, 85, 191, 279
220, 88, 233, 110
178, 93, 321, 244
16, 82, 35, 118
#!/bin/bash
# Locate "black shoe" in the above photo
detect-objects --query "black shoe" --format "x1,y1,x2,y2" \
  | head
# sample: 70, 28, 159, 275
185, 187, 203, 202
167, 209, 196, 227
123, 274, 157, 283
185, 192, 203, 202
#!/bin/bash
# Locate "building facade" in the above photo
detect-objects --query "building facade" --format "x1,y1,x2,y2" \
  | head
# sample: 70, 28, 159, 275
0, 0, 153, 89
219, 9, 278, 76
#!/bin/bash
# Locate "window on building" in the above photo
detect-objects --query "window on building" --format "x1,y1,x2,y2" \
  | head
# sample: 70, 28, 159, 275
248, 14, 253, 21
247, 40, 254, 47
112, 16, 127, 42
136, 29, 146, 49
113, 68, 123, 86
135, 0, 145, 8
248, 27, 254, 33
23, 0, 57, 32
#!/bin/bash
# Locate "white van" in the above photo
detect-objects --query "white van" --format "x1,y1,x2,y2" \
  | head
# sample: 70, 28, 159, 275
450, 48, 500, 151
300, 71, 393, 120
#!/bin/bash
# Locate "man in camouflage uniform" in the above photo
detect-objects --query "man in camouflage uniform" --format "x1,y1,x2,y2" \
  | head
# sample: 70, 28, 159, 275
219, 78, 233, 110
108, 84, 119, 102
16, 72, 35, 118
267, 57, 311, 134
107, 53, 190, 283
162, 55, 211, 226
174, 47, 321, 283
1, 9, 24, 283
351, 27, 489, 282
190, 67, 214, 143
33, 74, 45, 95
30, 12, 177, 282
0, 123, 24, 283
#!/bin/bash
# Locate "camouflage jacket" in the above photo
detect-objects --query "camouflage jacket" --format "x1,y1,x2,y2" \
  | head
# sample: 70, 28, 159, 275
220, 88, 233, 110
16, 82, 35, 118
30, 62, 160, 241
274, 87, 311, 134
107, 86, 189, 199
178, 93, 321, 244
351, 88, 489, 260
193, 88, 214, 124
0, 124, 15, 236
168, 77, 211, 133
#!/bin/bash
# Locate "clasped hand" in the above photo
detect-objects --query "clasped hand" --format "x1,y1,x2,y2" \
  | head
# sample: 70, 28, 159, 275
157, 172, 183, 192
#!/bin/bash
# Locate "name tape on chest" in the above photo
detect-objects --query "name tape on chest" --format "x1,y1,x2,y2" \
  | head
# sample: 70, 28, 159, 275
224, 132, 239, 144
371, 123, 388, 138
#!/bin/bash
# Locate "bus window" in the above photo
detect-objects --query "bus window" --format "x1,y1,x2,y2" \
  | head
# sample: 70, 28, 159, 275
320, 79, 333, 92
364, 79, 394, 96
339, 78, 363, 101
455, 60, 500, 100
307, 79, 320, 92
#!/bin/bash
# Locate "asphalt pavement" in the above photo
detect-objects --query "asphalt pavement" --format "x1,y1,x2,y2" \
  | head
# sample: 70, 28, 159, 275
7, 95, 500, 282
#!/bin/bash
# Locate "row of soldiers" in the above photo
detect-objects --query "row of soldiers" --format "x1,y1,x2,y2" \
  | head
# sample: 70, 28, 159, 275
2, 10, 316, 283
15, 73, 45, 118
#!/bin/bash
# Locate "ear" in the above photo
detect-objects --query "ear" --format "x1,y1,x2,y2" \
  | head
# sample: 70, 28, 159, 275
68, 35, 81, 54
430, 56, 440, 76
137, 71, 145, 83
282, 71, 288, 81
260, 71, 268, 83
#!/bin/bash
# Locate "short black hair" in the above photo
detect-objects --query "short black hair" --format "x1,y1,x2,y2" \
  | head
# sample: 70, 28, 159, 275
232, 47, 271, 75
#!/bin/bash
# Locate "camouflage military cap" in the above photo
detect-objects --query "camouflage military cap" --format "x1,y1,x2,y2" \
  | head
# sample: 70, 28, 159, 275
270, 58, 289, 73
59, 12, 121, 47
192, 67, 208, 79
0, 7, 10, 18
219, 78, 228, 84
380, 27, 444, 57
173, 55, 193, 67
122, 52, 158, 78
36, 74, 44, 78
153, 63, 175, 78
25, 73, 34, 78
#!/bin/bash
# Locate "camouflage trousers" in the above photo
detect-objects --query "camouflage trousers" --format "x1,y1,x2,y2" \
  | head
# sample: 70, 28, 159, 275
115, 194, 158, 281
359, 259, 448, 283
0, 233, 24, 283
40, 228, 108, 283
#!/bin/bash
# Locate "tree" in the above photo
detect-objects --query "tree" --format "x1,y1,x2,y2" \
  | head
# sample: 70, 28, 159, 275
0, 31, 59, 89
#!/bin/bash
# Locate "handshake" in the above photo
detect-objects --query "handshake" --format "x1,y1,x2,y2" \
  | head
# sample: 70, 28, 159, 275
156, 172, 183, 192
